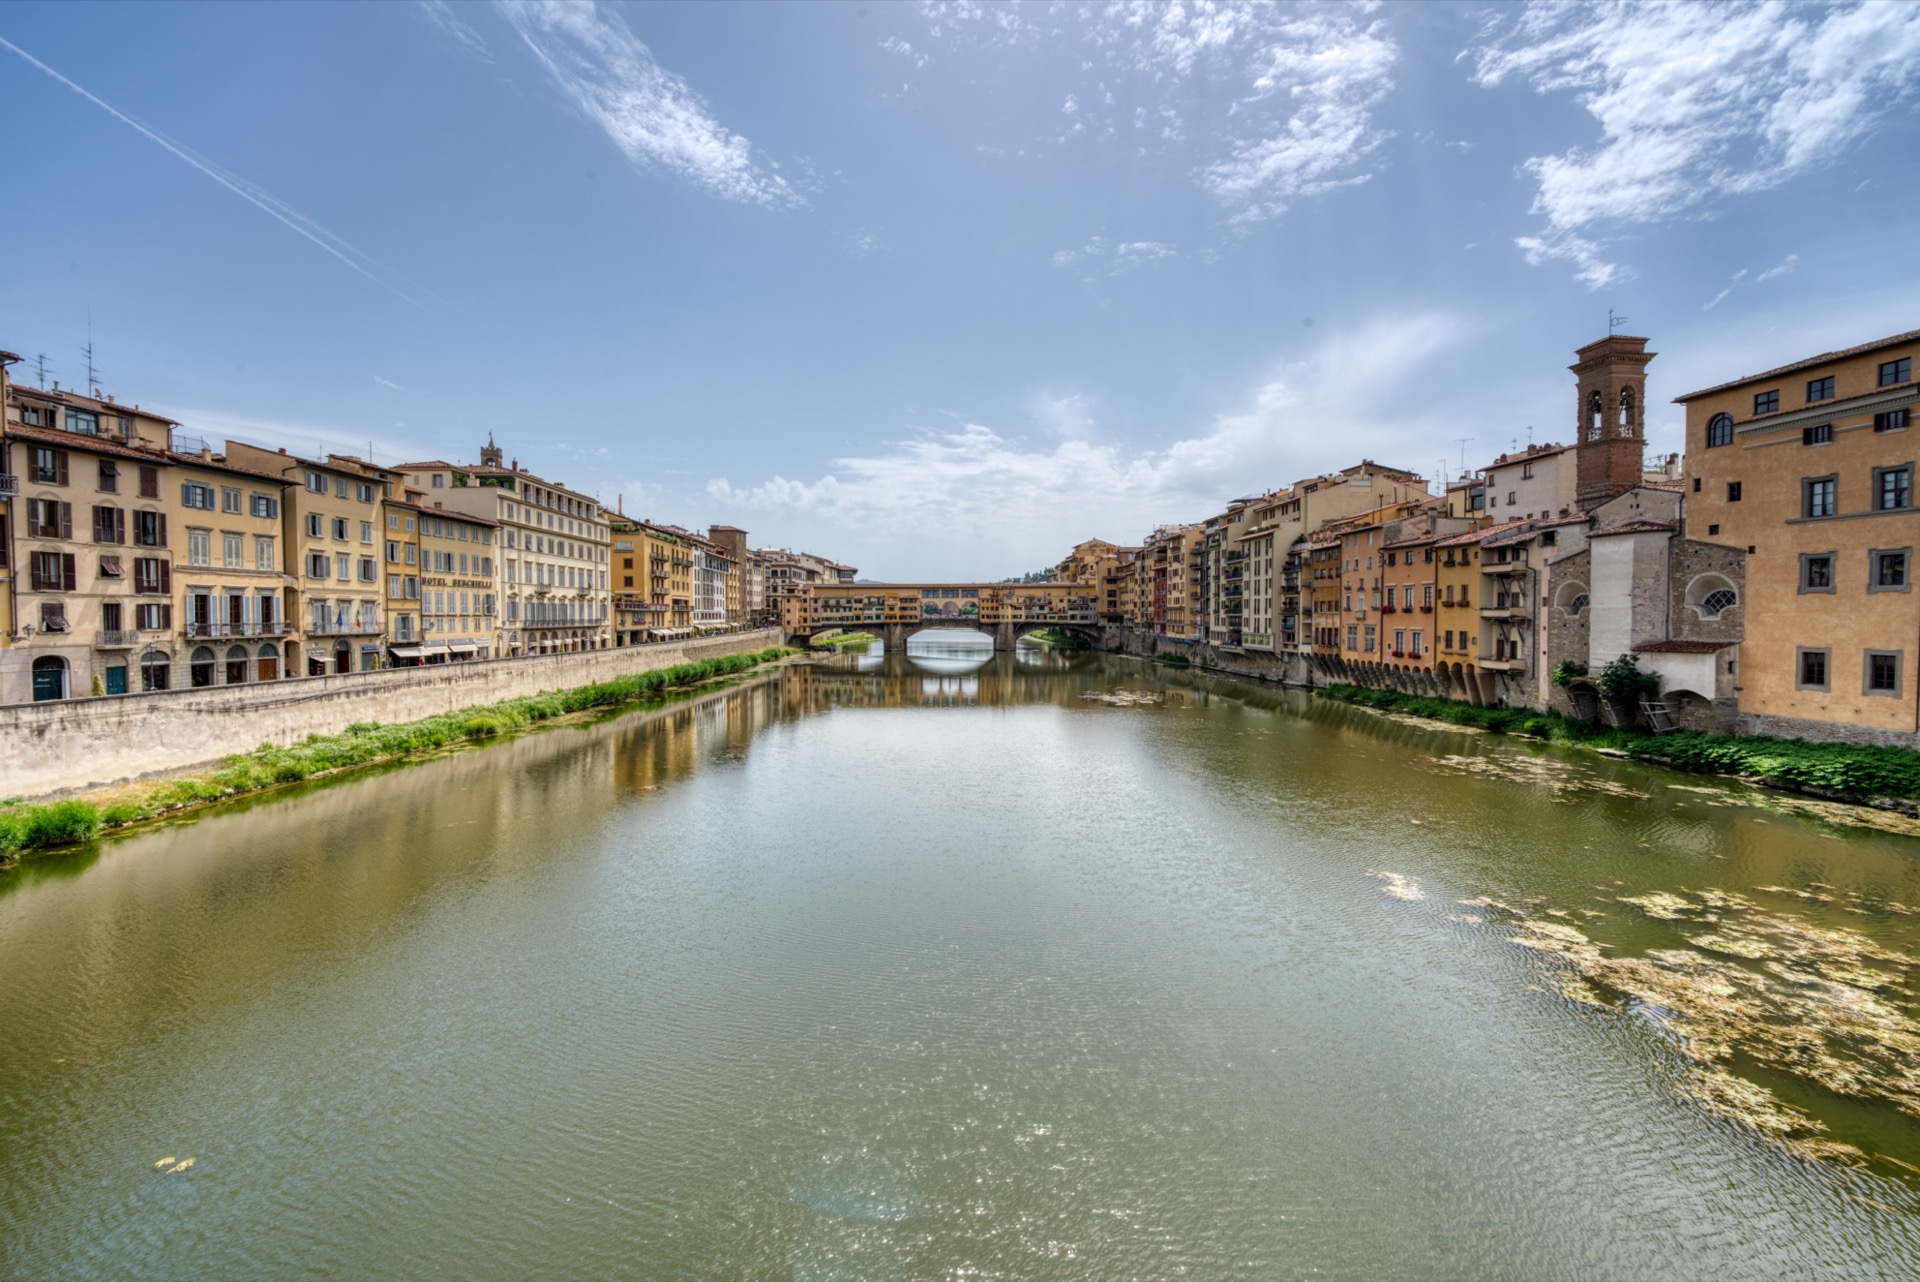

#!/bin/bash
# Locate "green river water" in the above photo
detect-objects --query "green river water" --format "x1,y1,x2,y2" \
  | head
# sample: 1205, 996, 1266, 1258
4, 635, 1920, 1279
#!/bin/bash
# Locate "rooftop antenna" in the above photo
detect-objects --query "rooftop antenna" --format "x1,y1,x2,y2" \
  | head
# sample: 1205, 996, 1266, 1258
1453, 437, 1473, 473
1608, 308, 1628, 334
32, 352, 52, 389
1525, 424, 1534, 447
81, 306, 103, 395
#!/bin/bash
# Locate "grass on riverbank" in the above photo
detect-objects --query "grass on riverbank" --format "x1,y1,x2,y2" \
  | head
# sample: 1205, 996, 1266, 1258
0, 647, 797, 861
1317, 683, 1920, 801
812, 631, 879, 652
1026, 628, 1092, 651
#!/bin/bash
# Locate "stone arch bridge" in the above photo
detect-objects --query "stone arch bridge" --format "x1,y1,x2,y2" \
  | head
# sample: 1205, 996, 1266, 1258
784, 582, 1103, 652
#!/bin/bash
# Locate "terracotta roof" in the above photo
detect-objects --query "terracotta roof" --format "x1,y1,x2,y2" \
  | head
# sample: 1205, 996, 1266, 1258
167, 451, 297, 485
1590, 520, 1675, 537
1674, 327, 1920, 401
4, 420, 171, 464
1433, 519, 1531, 548
1635, 639, 1735, 654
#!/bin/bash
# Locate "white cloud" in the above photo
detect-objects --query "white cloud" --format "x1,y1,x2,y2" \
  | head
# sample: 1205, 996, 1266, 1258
495, 0, 798, 207
1756, 252, 1798, 283
847, 228, 886, 258
704, 311, 1468, 579
879, 35, 929, 69
1051, 235, 1176, 274
1472, 1, 1920, 287
420, 0, 493, 63
915, 2, 1398, 224
373, 375, 404, 390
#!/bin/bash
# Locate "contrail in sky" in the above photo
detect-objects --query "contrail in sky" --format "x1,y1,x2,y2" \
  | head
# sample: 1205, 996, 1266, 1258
0, 34, 439, 311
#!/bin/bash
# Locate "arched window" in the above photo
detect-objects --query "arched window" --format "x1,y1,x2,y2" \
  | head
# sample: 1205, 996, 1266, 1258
225, 645, 250, 684
1686, 573, 1740, 620
1619, 388, 1635, 435
31, 655, 68, 702
1588, 392, 1604, 441
1567, 593, 1590, 615
190, 646, 216, 688
140, 650, 170, 692
258, 643, 281, 681
1706, 413, 1734, 448
1555, 581, 1591, 616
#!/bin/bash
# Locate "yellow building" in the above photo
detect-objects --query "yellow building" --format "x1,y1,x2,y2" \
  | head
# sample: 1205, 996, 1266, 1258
225, 443, 395, 675
611, 519, 695, 642
382, 496, 424, 658
1680, 327, 1920, 742
414, 503, 501, 661
2, 380, 187, 699
168, 449, 298, 687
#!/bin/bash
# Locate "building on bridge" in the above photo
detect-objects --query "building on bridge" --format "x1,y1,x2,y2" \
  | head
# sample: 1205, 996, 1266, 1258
782, 582, 1101, 651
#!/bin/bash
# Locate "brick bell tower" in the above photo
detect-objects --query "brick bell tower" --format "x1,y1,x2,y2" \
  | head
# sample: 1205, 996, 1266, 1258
1571, 334, 1654, 508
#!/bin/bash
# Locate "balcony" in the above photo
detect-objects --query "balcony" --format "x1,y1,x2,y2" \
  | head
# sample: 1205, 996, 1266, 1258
0, 474, 17, 498
1479, 658, 1526, 672
94, 629, 138, 648
1479, 606, 1526, 620
1485, 560, 1529, 576
1380, 602, 1396, 614
307, 620, 379, 637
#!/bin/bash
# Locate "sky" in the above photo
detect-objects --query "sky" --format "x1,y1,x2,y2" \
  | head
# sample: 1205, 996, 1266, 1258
1, 0, 1916, 580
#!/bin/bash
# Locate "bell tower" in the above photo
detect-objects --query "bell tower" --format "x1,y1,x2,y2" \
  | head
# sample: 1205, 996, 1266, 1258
479, 432, 503, 468
1571, 334, 1654, 507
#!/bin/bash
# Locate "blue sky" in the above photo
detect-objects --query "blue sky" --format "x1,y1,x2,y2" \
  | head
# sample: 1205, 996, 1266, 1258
2, 0, 1916, 579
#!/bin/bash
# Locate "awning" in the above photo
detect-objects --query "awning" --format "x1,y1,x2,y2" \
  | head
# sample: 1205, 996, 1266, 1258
421, 644, 450, 656
389, 646, 424, 659
448, 643, 478, 654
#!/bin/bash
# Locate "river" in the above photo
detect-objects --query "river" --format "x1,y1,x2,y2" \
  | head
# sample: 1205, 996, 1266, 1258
3, 633, 1920, 1280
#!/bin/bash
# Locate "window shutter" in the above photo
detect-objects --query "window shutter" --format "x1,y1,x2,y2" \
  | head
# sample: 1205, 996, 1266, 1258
160, 562, 172, 593
56, 452, 69, 485
161, 604, 172, 629
59, 502, 72, 541
94, 506, 110, 543
157, 513, 168, 545
62, 553, 76, 592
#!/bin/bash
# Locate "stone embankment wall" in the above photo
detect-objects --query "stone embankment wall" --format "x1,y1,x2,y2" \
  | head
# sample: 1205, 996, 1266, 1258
1096, 624, 1314, 687
2, 629, 784, 800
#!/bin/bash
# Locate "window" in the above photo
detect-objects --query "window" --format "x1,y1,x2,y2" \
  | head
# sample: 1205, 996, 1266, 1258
1699, 588, 1738, 617
308, 551, 330, 579
187, 527, 212, 567
25, 498, 69, 539
98, 459, 119, 492
1754, 390, 1779, 415
432, 474, 444, 487
305, 472, 326, 493
305, 512, 324, 538
1706, 413, 1734, 448
140, 649, 170, 691
335, 553, 351, 580
134, 465, 158, 498
1871, 549, 1910, 592
39, 601, 69, 632
1866, 651, 1903, 697
360, 557, 377, 582
251, 493, 279, 518
1803, 424, 1832, 445
1803, 476, 1837, 518
360, 521, 374, 543
32, 446, 68, 484
133, 558, 171, 595
98, 555, 123, 578
221, 487, 242, 514
1880, 358, 1911, 387
1807, 376, 1835, 403
223, 532, 244, 568
1800, 552, 1836, 593
1876, 466, 1912, 511
66, 409, 98, 435
30, 551, 76, 591
357, 483, 376, 503
388, 574, 404, 600
332, 517, 350, 541
1876, 409, 1912, 432
405, 544, 417, 565
255, 535, 275, 570
132, 510, 166, 546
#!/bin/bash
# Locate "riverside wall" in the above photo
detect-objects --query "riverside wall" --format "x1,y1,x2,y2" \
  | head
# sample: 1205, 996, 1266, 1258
1, 628, 785, 800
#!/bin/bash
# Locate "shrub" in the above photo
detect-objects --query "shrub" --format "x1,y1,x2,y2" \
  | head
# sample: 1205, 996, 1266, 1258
1550, 661, 1588, 688
1595, 654, 1659, 704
